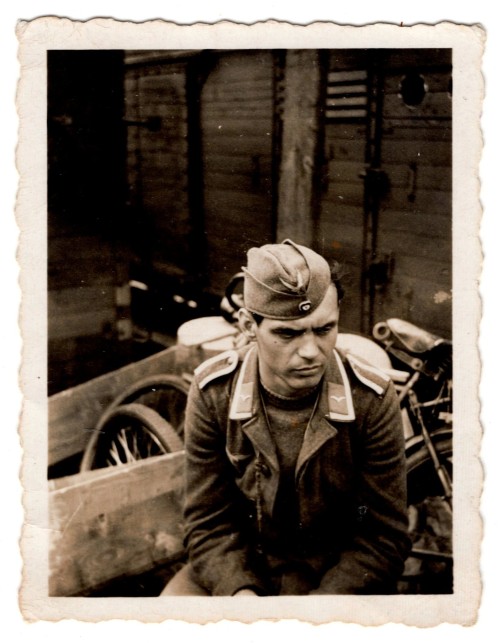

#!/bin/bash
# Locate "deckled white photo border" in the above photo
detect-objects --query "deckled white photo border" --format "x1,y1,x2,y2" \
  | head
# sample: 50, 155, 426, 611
16, 18, 484, 626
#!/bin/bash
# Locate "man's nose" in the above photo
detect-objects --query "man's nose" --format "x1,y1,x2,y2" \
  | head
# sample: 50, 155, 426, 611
297, 332, 320, 360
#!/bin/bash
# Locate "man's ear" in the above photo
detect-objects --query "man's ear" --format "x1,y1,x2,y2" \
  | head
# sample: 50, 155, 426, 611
238, 308, 257, 340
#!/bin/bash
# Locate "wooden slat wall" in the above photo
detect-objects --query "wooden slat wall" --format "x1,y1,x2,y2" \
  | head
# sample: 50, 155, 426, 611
319, 50, 452, 337
376, 57, 452, 336
124, 61, 192, 278
319, 120, 367, 333
200, 51, 275, 295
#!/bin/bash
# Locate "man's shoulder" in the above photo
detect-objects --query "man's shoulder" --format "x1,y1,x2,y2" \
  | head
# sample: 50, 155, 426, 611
193, 345, 249, 390
338, 350, 392, 397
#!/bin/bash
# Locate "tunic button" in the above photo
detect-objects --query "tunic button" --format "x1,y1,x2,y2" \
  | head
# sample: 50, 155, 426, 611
260, 463, 270, 476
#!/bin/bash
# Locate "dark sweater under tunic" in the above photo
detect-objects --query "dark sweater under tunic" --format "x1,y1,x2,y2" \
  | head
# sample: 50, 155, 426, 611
259, 383, 321, 558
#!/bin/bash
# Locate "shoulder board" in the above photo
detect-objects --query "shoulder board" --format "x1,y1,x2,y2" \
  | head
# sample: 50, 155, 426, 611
194, 350, 239, 389
345, 353, 391, 396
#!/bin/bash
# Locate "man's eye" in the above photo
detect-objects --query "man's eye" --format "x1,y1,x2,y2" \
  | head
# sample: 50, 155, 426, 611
315, 325, 334, 336
279, 332, 296, 340
275, 330, 299, 340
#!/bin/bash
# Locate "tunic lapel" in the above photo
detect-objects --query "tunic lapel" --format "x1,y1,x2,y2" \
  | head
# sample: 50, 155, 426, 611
295, 349, 355, 477
229, 344, 280, 473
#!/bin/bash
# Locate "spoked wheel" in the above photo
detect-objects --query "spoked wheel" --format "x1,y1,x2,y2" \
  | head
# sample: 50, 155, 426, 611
101, 374, 190, 441
80, 403, 184, 472
401, 429, 453, 593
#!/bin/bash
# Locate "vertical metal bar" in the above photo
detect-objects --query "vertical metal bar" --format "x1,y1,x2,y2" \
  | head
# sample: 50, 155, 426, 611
361, 50, 386, 335
271, 50, 286, 244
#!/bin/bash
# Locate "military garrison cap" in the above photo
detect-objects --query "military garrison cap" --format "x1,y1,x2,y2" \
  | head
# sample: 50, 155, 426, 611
243, 239, 332, 320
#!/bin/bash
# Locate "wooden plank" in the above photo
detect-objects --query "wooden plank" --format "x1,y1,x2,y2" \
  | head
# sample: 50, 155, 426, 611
48, 345, 194, 466
383, 50, 452, 70
395, 254, 451, 285
48, 283, 118, 341
321, 201, 364, 222
327, 138, 367, 162
377, 228, 452, 261
203, 155, 273, 176
203, 88, 273, 104
48, 309, 116, 342
202, 135, 273, 157
202, 105, 273, 120
380, 208, 451, 239
49, 286, 115, 315
325, 159, 366, 184
325, 122, 366, 140
277, 49, 323, 245
203, 79, 273, 101
204, 188, 273, 213
48, 262, 116, 290
202, 117, 273, 134
322, 181, 365, 208
48, 235, 116, 257
384, 163, 451, 191
383, 186, 451, 215
49, 451, 185, 596
383, 123, 452, 141
382, 140, 451, 166
202, 53, 273, 84
203, 171, 272, 194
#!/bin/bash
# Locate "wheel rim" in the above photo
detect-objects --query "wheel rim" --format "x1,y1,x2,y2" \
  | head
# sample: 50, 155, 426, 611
105, 375, 189, 440
81, 403, 184, 471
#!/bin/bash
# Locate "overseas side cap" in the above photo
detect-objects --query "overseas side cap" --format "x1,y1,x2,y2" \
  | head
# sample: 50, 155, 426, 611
243, 239, 332, 320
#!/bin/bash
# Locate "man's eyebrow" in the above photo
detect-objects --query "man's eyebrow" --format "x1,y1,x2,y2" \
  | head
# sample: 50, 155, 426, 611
271, 326, 303, 335
314, 319, 338, 330
271, 319, 338, 334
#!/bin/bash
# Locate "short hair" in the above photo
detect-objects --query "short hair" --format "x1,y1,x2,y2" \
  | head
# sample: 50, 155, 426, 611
251, 262, 344, 326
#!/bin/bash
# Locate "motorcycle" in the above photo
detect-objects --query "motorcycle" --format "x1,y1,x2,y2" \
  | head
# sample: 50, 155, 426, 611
372, 318, 453, 594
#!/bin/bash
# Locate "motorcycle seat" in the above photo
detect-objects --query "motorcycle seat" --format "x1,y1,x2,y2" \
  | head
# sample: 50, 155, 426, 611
386, 318, 449, 354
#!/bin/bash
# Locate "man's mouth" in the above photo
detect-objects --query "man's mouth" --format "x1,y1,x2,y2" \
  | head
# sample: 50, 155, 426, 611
293, 365, 323, 375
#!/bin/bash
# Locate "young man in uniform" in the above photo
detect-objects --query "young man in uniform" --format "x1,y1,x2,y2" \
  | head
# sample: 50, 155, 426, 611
163, 239, 410, 596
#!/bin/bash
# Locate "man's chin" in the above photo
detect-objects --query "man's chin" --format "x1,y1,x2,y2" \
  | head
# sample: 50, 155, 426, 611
287, 369, 324, 393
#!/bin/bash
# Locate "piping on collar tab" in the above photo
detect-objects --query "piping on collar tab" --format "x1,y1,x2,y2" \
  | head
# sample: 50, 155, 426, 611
328, 350, 356, 422
229, 346, 256, 420
345, 353, 389, 396
196, 349, 239, 390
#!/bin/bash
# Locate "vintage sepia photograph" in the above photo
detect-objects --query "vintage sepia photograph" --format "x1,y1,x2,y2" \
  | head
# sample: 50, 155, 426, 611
16, 18, 483, 626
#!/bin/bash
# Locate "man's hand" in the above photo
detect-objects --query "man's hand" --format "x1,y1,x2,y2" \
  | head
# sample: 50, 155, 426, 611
233, 588, 259, 596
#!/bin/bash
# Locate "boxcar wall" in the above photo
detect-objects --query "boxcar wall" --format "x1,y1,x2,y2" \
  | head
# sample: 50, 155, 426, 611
123, 50, 276, 321
319, 49, 452, 337
48, 49, 452, 394
123, 48, 451, 339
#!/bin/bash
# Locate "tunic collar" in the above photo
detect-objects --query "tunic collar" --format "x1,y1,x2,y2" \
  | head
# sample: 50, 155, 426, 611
229, 344, 355, 423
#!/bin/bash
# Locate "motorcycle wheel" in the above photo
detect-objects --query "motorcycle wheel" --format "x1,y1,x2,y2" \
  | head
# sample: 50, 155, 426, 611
80, 403, 184, 472
401, 429, 453, 594
98, 374, 190, 441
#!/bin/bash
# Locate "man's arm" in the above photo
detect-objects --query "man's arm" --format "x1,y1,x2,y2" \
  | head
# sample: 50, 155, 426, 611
183, 381, 267, 596
312, 382, 411, 594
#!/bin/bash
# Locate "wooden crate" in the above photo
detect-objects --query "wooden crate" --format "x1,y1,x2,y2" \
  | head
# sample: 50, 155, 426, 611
49, 450, 185, 596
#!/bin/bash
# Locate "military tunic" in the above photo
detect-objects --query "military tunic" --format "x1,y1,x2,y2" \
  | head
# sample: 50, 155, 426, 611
183, 343, 410, 596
